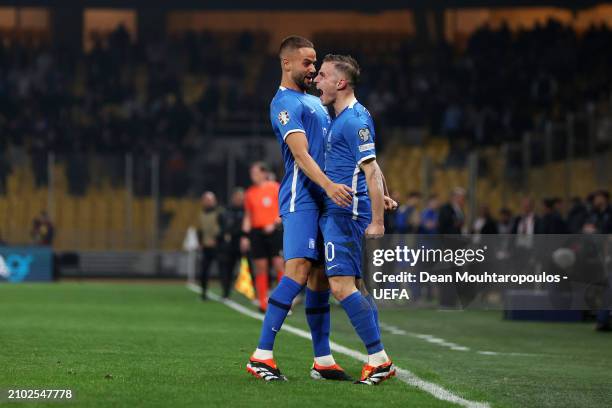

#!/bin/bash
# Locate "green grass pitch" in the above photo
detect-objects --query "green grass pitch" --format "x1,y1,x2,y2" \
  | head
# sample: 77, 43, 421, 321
1, 282, 611, 407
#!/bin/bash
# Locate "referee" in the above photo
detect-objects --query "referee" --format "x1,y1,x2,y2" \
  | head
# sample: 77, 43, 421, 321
241, 162, 284, 312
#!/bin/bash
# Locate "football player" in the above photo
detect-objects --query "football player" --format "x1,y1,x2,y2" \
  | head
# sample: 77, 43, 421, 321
246, 36, 353, 382
313, 54, 395, 385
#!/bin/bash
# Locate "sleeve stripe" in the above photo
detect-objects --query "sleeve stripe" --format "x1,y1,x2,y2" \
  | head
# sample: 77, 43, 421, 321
359, 143, 375, 152
283, 129, 305, 141
357, 154, 376, 165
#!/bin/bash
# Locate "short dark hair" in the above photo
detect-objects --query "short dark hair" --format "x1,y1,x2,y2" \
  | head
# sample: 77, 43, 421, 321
323, 54, 360, 88
279, 36, 314, 57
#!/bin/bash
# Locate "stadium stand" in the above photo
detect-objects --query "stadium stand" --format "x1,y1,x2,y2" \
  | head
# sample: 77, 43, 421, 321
1, 20, 612, 249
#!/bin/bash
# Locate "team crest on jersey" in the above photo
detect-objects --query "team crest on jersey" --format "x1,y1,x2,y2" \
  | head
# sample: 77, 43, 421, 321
278, 110, 290, 126
358, 128, 371, 142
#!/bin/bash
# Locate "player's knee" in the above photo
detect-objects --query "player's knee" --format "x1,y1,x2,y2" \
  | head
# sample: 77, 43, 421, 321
329, 277, 357, 301
307, 266, 329, 291
284, 258, 310, 284
356, 278, 369, 296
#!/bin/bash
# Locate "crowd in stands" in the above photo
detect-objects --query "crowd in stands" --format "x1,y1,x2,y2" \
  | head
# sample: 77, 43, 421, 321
386, 188, 612, 235
385, 187, 612, 331
1, 20, 612, 195
316, 20, 612, 150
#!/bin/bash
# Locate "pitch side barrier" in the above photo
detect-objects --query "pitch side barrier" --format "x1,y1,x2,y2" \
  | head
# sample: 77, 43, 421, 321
362, 234, 612, 311
0, 246, 54, 283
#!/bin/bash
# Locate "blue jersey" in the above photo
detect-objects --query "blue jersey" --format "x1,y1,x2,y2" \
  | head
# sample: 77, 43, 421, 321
323, 100, 377, 221
270, 86, 331, 216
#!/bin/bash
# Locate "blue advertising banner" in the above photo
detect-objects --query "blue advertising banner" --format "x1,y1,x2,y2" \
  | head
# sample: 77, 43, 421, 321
0, 246, 53, 283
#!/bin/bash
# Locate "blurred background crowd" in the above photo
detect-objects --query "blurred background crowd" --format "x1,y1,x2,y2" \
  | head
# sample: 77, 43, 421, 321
1, 4, 612, 251
2, 19, 611, 162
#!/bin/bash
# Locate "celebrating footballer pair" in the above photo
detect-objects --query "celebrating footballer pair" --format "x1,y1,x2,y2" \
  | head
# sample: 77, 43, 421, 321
246, 36, 397, 386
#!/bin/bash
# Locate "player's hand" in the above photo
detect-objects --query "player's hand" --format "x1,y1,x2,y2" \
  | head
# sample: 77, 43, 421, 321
384, 196, 398, 211
365, 222, 385, 239
240, 236, 250, 253
324, 182, 353, 208
263, 223, 275, 234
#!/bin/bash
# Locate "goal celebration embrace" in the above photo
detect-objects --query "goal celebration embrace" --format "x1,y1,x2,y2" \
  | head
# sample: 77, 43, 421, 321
245, 35, 399, 385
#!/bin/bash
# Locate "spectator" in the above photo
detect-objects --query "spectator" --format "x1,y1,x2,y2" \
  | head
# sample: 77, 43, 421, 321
419, 194, 439, 234
472, 205, 498, 234
394, 191, 421, 234
438, 187, 466, 234
567, 197, 588, 234
512, 197, 542, 235
31, 210, 54, 246
584, 190, 612, 234
540, 198, 567, 234
436, 187, 467, 308
198, 191, 223, 301
218, 188, 246, 299
581, 190, 612, 332
511, 197, 541, 274
497, 208, 514, 234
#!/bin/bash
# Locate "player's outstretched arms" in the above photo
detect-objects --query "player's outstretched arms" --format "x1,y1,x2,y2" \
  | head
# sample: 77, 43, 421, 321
361, 158, 385, 239
286, 132, 353, 208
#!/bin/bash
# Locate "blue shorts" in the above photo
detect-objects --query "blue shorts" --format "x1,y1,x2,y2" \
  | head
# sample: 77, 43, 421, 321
282, 209, 323, 262
319, 214, 368, 278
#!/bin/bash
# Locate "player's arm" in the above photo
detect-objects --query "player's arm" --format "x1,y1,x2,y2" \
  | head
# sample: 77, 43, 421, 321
285, 132, 353, 208
380, 171, 398, 211
356, 121, 396, 211
379, 170, 389, 196
361, 158, 385, 239
348, 120, 386, 236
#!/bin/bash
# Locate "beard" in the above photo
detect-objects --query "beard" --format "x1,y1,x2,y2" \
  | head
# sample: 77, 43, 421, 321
292, 71, 314, 92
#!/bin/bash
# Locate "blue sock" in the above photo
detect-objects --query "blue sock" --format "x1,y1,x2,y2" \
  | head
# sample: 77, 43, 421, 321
257, 277, 304, 351
305, 288, 331, 358
364, 294, 381, 337
340, 291, 383, 354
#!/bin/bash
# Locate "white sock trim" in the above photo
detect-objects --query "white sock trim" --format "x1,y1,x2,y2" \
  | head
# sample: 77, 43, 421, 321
368, 350, 390, 366
253, 348, 273, 360
314, 354, 336, 367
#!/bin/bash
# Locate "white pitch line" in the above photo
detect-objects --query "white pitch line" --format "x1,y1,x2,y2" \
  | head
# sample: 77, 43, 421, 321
381, 323, 472, 352
379, 323, 535, 357
187, 284, 490, 408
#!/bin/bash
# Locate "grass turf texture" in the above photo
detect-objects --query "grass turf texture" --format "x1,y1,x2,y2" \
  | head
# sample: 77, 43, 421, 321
0, 282, 610, 408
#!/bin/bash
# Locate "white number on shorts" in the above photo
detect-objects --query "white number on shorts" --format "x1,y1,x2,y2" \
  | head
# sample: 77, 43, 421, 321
325, 242, 335, 262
